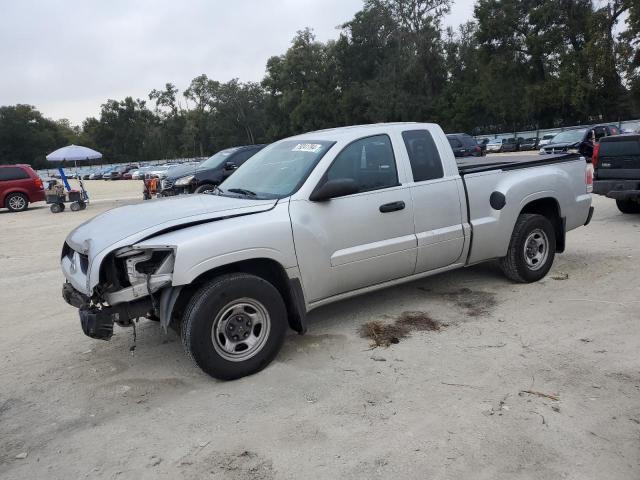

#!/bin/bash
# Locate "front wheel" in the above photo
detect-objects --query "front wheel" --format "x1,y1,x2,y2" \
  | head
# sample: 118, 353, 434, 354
194, 183, 217, 194
181, 273, 287, 380
499, 214, 556, 283
616, 199, 640, 214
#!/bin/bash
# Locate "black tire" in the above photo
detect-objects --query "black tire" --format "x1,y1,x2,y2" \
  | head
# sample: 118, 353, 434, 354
50, 203, 62, 213
181, 273, 287, 380
70, 202, 81, 212
6, 192, 28, 212
616, 199, 640, 214
499, 214, 556, 283
194, 183, 217, 194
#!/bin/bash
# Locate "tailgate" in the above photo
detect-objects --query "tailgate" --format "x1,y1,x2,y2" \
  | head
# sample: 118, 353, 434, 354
596, 137, 640, 180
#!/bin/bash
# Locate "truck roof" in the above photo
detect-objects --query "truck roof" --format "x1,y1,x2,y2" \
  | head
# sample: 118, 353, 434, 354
288, 122, 441, 142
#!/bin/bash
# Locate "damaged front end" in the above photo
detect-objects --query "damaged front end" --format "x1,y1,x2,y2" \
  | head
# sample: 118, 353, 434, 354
62, 245, 176, 340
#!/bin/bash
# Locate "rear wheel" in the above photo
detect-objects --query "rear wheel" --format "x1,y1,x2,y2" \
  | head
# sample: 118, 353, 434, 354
616, 198, 640, 214
181, 273, 287, 380
500, 214, 556, 283
6, 193, 28, 212
194, 183, 217, 194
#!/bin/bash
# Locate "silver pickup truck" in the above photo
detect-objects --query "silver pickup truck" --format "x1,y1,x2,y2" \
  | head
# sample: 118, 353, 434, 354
61, 123, 594, 379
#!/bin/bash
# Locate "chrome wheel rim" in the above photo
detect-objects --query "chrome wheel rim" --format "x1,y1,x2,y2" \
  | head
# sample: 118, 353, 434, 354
9, 195, 26, 210
523, 228, 549, 271
211, 298, 271, 362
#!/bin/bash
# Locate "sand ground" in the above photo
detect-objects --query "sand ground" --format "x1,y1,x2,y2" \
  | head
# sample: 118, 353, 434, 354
1, 181, 639, 479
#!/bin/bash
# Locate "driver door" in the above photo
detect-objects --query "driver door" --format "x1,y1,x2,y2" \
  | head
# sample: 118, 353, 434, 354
289, 134, 417, 303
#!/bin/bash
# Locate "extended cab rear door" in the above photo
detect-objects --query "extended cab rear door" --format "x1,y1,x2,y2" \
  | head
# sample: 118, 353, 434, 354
399, 128, 466, 273
289, 134, 417, 303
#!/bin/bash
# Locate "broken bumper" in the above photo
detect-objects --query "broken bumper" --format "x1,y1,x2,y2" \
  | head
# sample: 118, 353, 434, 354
62, 282, 152, 341
62, 281, 90, 308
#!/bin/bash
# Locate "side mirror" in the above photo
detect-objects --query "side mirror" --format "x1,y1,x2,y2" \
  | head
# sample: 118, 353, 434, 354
224, 162, 237, 171
309, 178, 359, 202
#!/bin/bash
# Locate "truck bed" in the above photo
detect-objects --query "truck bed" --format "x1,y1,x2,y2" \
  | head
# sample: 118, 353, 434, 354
457, 153, 582, 175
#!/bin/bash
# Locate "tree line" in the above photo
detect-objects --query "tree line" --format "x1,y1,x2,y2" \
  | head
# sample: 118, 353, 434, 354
1, 0, 639, 168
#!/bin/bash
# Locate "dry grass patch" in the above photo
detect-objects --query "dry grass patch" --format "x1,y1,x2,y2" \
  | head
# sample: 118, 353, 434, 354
360, 311, 442, 347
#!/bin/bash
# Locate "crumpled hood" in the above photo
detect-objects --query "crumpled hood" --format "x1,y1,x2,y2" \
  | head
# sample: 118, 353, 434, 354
66, 194, 277, 257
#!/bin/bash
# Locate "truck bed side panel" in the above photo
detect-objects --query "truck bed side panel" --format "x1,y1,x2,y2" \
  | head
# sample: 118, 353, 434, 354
464, 159, 591, 264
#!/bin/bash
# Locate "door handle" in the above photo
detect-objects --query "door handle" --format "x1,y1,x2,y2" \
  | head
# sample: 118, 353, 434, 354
379, 201, 405, 213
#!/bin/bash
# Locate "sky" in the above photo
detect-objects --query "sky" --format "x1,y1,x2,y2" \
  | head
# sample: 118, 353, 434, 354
0, 0, 475, 125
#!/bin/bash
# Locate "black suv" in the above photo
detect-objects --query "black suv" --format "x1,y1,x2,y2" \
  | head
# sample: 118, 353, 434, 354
161, 144, 266, 195
540, 124, 620, 157
446, 134, 484, 157
592, 134, 640, 214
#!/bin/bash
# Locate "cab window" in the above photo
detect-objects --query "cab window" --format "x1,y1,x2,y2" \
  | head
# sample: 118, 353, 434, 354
402, 130, 444, 182
326, 135, 398, 192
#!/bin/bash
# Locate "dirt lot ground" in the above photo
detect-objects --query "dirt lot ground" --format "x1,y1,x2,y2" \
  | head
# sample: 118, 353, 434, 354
1, 180, 639, 479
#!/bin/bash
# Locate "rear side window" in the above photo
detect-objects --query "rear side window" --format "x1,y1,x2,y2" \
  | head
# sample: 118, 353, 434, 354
593, 126, 607, 141
232, 148, 259, 165
448, 137, 462, 148
462, 135, 477, 147
402, 130, 444, 182
599, 139, 640, 156
0, 167, 29, 181
326, 135, 398, 192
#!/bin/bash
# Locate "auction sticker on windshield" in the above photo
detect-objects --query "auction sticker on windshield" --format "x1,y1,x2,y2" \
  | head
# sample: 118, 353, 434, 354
292, 143, 323, 153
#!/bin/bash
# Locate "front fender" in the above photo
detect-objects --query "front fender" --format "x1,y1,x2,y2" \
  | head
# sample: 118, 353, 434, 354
134, 202, 297, 286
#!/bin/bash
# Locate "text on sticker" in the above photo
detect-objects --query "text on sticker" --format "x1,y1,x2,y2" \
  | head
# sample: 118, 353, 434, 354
292, 144, 322, 153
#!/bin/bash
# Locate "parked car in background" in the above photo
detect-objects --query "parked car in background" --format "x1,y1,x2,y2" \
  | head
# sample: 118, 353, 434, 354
476, 138, 489, 155
145, 165, 175, 180
519, 137, 539, 151
165, 145, 266, 195
501, 137, 521, 152
538, 134, 556, 147
486, 138, 503, 153
539, 124, 619, 157
60, 122, 593, 380
104, 164, 138, 180
158, 162, 201, 196
592, 133, 640, 214
131, 166, 153, 180
446, 133, 484, 157
90, 167, 112, 180
0, 164, 45, 212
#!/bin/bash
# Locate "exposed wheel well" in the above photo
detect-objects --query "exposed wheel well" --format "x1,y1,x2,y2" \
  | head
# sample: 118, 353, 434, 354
170, 258, 305, 334
520, 197, 565, 253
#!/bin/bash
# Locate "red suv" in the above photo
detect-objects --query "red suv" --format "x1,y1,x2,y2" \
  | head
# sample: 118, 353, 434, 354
0, 164, 46, 212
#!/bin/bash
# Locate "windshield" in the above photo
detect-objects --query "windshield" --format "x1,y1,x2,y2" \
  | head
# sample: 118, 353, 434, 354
199, 148, 239, 170
219, 140, 335, 199
550, 129, 587, 144
488, 138, 501, 144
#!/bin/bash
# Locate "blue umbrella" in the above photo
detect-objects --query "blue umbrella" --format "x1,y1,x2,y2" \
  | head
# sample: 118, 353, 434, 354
46, 145, 101, 193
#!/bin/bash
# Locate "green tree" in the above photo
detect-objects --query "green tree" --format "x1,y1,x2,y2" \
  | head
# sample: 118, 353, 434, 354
0, 105, 79, 168
263, 29, 341, 137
